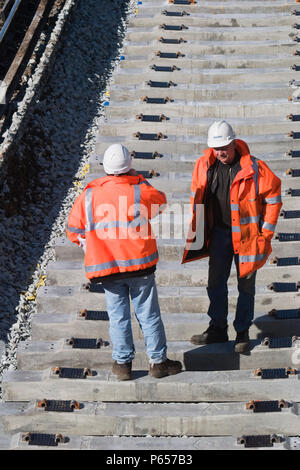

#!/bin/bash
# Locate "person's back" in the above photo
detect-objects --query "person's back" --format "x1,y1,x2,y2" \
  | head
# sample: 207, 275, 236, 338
66, 144, 182, 380
67, 172, 164, 281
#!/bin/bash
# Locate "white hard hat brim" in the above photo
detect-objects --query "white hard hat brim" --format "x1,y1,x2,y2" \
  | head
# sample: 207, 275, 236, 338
207, 136, 236, 148
104, 159, 132, 174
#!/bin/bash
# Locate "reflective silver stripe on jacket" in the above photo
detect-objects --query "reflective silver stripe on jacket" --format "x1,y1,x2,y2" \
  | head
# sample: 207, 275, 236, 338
67, 225, 85, 234
240, 215, 261, 225
251, 157, 259, 195
85, 251, 159, 273
261, 221, 276, 232
85, 188, 94, 231
263, 195, 282, 204
239, 253, 267, 263
129, 184, 142, 228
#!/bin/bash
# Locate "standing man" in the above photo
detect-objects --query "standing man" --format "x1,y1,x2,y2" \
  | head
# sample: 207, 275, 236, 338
182, 121, 282, 353
66, 143, 182, 380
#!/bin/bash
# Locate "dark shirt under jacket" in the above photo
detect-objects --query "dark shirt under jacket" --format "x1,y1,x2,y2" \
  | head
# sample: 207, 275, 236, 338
209, 152, 241, 229
90, 265, 156, 284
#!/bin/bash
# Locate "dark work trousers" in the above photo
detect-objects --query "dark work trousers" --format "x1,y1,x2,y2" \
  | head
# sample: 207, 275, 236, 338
207, 226, 257, 333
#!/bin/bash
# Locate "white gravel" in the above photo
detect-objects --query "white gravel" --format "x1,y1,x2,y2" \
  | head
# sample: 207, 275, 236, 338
0, 0, 137, 387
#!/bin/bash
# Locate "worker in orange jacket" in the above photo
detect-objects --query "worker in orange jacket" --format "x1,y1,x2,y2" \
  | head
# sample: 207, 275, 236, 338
182, 121, 282, 353
66, 143, 182, 380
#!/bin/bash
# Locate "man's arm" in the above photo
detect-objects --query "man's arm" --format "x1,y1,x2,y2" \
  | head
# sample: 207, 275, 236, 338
66, 191, 86, 246
258, 160, 283, 240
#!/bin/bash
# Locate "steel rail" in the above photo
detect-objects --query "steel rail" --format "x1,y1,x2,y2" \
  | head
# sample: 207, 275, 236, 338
0, 0, 22, 45
0, 0, 49, 121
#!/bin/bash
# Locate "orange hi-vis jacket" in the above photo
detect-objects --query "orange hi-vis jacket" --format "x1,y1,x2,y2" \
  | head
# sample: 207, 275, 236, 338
182, 139, 283, 278
66, 174, 167, 279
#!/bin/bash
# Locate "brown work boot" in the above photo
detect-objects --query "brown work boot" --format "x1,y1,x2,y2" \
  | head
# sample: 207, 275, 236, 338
149, 358, 182, 378
112, 361, 132, 380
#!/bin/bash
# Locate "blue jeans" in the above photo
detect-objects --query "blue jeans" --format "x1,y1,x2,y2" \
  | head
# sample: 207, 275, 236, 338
101, 273, 167, 364
207, 226, 256, 333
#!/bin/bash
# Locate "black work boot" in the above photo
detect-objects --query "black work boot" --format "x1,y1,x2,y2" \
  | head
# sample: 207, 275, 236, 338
234, 330, 250, 353
112, 361, 132, 380
190, 325, 228, 345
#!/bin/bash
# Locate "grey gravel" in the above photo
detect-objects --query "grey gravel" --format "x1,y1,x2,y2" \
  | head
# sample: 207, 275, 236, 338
0, 0, 137, 390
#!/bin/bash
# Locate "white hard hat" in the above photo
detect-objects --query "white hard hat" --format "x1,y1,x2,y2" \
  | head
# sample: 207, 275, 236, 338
207, 120, 236, 148
102, 144, 132, 174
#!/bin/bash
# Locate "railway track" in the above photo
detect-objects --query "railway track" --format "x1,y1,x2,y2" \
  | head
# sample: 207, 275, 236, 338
0, 0, 66, 138
0, 0, 300, 451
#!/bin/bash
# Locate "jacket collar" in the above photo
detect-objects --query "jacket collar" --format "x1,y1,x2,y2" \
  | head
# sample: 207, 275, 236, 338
85, 174, 144, 190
